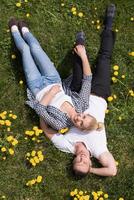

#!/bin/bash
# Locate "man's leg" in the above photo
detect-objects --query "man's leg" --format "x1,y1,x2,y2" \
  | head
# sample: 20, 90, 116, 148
91, 4, 116, 100
19, 21, 61, 84
9, 20, 43, 96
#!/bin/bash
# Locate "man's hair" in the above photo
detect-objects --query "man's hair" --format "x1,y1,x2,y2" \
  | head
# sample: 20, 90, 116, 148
73, 168, 88, 179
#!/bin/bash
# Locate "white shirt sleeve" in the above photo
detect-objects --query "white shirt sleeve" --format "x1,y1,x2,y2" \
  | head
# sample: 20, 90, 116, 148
51, 134, 75, 154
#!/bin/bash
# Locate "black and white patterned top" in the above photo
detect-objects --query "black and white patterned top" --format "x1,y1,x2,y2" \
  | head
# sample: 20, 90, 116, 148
26, 74, 92, 130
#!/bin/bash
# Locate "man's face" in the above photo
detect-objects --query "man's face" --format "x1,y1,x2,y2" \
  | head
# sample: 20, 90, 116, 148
73, 143, 92, 174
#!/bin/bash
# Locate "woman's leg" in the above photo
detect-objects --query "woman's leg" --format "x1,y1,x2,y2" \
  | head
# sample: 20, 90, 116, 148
20, 24, 61, 84
91, 29, 116, 100
11, 26, 43, 96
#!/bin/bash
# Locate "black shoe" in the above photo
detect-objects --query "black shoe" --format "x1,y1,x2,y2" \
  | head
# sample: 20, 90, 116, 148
104, 4, 116, 29
18, 20, 28, 31
75, 31, 85, 46
8, 18, 18, 29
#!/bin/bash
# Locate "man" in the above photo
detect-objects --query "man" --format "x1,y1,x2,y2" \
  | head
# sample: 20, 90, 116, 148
40, 4, 117, 177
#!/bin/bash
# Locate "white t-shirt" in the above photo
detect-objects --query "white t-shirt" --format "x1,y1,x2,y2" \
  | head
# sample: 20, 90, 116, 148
36, 83, 73, 109
51, 95, 108, 159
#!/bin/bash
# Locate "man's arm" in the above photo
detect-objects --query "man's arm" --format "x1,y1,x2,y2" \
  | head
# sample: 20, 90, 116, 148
90, 152, 117, 176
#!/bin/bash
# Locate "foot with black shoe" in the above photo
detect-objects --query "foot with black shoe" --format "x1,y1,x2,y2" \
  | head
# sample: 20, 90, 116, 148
18, 20, 29, 35
104, 4, 116, 30
8, 18, 18, 31
75, 31, 86, 46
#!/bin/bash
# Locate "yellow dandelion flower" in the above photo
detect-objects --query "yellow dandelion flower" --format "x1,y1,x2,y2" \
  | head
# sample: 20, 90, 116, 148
119, 198, 124, 200
26, 13, 30, 17
31, 150, 36, 157
6, 29, 10, 32
34, 156, 40, 163
71, 7, 76, 12
37, 151, 43, 156
78, 12, 84, 17
12, 139, 18, 146
118, 116, 122, 121
79, 191, 84, 196
72, 11, 77, 15
97, 25, 100, 29
104, 194, 108, 198
36, 175, 42, 183
1, 147, 7, 152
0, 120, 5, 125
94, 7, 97, 10
38, 155, 44, 161
96, 20, 100, 23
128, 51, 134, 56
30, 179, 36, 185
16, 2, 21, 7
91, 20, 95, 24
8, 148, 14, 155
3, 157, 6, 160
115, 161, 119, 166
32, 137, 36, 141
33, 126, 38, 130
12, 114, 17, 119
99, 198, 104, 200
121, 75, 125, 79
113, 65, 119, 70
114, 71, 119, 76
130, 17, 134, 21
105, 109, 109, 114
26, 152, 30, 157
74, 198, 77, 200
107, 96, 113, 102
61, 3, 65, 7
70, 191, 75, 196
5, 120, 11, 126
11, 54, 16, 59
7, 127, 11, 132
113, 94, 117, 99
25, 0, 28, 2
19, 80, 23, 84
115, 29, 119, 32
9, 113, 13, 117
58, 127, 69, 134
6, 135, 13, 142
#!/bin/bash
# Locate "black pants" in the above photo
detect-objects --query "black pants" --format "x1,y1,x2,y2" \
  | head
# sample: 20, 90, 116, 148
70, 29, 116, 100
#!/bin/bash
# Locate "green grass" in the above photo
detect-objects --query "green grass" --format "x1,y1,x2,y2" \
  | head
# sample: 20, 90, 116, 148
0, 0, 134, 199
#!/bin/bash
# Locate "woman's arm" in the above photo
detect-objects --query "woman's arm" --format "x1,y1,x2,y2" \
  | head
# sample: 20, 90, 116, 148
90, 152, 117, 176
40, 118, 56, 139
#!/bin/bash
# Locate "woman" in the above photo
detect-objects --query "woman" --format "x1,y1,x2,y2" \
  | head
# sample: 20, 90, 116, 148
9, 19, 97, 131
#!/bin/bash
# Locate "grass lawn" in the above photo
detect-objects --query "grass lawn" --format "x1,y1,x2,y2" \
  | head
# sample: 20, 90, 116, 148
0, 0, 134, 199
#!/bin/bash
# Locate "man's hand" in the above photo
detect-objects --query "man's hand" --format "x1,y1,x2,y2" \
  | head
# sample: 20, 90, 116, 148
74, 45, 87, 60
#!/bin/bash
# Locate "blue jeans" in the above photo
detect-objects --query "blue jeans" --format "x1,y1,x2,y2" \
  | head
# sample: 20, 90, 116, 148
12, 31, 61, 96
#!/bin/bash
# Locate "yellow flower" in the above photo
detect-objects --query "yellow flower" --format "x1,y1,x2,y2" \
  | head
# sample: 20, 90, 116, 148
74, 198, 77, 200
128, 51, 134, 56
2, 157, 6, 160
104, 194, 108, 198
37, 151, 43, 156
107, 96, 113, 102
61, 3, 65, 7
71, 7, 76, 12
26, 13, 30, 18
114, 71, 118, 76
118, 116, 122, 121
38, 155, 44, 161
1, 147, 7, 152
16, 2, 21, 7
99, 198, 104, 200
115, 161, 119, 166
97, 25, 100, 29
78, 12, 84, 17
121, 75, 125, 79
36, 175, 42, 183
6, 135, 13, 142
113, 65, 119, 70
31, 150, 36, 157
96, 20, 100, 23
58, 127, 69, 134
105, 109, 109, 114
0, 120, 5, 125
11, 54, 16, 59
130, 17, 134, 21
31, 179, 36, 185
5, 120, 11, 126
32, 137, 36, 141
19, 80, 23, 84
113, 94, 117, 99
26, 152, 30, 157
115, 28, 119, 32
25, 0, 28, 2
72, 11, 77, 15
12, 114, 17, 119
34, 156, 40, 163
12, 139, 18, 146
33, 126, 38, 130
119, 198, 124, 200
91, 20, 95, 24
79, 191, 84, 196
8, 148, 14, 155
6, 29, 10, 32
70, 191, 75, 196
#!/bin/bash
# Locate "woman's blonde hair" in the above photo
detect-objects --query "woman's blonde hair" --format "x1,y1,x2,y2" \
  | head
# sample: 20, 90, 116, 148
82, 114, 104, 131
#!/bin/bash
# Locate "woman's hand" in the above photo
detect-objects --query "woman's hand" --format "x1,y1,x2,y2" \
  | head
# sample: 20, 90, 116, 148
74, 45, 87, 60
49, 85, 61, 96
